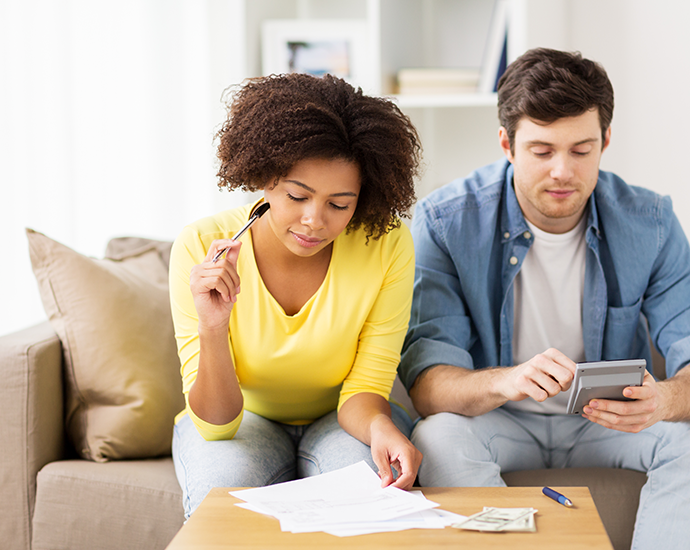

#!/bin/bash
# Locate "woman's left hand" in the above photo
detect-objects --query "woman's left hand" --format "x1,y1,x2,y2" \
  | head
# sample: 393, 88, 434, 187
369, 415, 423, 490
338, 393, 423, 490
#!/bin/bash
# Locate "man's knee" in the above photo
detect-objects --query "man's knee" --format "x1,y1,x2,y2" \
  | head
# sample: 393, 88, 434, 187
412, 412, 483, 448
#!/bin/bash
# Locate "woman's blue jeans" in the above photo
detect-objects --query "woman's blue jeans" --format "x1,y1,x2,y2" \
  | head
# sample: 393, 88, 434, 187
173, 403, 413, 518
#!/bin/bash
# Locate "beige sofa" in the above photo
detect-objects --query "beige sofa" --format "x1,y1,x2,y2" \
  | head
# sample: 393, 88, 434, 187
1, 231, 658, 550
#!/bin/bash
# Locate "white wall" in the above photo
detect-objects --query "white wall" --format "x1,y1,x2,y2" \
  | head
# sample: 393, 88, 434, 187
524, 0, 690, 234
1, 0, 247, 337
574, 0, 690, 236
3, 0, 690, 337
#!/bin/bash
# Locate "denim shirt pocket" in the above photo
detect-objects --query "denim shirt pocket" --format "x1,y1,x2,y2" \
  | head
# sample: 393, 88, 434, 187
601, 296, 644, 360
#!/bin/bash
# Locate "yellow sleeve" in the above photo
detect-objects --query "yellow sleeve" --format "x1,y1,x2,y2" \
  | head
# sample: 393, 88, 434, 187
337, 225, 415, 410
183, 394, 243, 441
169, 222, 244, 440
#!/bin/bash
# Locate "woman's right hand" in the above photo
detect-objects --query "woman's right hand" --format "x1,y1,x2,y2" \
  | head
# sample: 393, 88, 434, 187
189, 239, 242, 331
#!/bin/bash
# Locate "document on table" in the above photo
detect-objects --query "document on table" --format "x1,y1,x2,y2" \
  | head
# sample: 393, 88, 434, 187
230, 461, 466, 536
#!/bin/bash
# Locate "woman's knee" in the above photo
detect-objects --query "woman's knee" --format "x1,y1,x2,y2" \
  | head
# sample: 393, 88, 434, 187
173, 412, 298, 516
298, 410, 375, 476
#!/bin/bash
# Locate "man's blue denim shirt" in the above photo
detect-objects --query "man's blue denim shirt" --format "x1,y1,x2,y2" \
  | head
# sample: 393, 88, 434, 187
399, 158, 690, 390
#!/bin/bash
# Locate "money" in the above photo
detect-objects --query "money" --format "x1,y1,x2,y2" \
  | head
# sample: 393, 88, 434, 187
451, 507, 537, 532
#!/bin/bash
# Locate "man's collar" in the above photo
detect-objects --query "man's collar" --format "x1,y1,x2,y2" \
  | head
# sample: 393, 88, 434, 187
586, 188, 601, 239
501, 163, 529, 242
501, 163, 601, 242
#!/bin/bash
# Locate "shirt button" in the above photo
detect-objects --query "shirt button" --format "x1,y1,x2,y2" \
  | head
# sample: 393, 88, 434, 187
510, 256, 518, 265
523, 231, 531, 240
504, 232, 510, 239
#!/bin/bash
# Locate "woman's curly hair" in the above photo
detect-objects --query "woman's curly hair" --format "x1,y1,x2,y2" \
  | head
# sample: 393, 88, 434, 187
215, 73, 422, 240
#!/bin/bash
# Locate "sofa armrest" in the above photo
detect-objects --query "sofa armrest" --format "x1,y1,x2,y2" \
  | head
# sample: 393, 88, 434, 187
0, 321, 65, 550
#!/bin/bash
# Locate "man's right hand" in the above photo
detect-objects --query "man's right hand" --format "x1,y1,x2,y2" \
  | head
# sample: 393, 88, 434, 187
410, 348, 577, 418
497, 348, 577, 403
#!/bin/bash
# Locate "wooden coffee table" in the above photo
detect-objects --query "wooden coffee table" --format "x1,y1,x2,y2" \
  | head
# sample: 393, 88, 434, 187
166, 486, 612, 549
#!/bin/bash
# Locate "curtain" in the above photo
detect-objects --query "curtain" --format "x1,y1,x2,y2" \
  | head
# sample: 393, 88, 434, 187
1, 0, 247, 336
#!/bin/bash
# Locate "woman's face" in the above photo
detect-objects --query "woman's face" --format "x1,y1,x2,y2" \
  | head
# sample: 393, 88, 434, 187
262, 157, 361, 258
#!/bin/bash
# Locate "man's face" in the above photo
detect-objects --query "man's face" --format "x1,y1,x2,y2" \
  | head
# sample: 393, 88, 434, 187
499, 109, 610, 234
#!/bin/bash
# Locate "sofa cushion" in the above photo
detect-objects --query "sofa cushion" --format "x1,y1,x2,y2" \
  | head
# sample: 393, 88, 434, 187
32, 458, 184, 550
0, 322, 64, 550
27, 229, 183, 462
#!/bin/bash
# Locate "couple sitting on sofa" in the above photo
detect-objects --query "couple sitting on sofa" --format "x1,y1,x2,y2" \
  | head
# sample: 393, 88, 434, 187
170, 49, 690, 550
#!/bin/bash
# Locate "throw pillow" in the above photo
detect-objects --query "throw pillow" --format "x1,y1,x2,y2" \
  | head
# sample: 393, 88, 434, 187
27, 229, 184, 462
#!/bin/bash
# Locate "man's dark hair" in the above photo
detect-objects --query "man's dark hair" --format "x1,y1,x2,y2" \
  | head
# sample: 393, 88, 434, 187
497, 48, 614, 153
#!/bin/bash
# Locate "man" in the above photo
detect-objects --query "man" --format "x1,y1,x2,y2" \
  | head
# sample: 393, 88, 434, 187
399, 48, 690, 548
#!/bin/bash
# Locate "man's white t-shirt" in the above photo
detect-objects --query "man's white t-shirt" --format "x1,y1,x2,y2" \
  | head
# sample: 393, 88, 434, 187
505, 215, 588, 414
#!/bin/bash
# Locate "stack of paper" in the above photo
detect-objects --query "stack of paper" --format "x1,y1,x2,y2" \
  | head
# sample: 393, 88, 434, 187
230, 461, 466, 537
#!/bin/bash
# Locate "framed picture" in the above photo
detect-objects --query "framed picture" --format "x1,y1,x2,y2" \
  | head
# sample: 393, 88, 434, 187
262, 19, 373, 92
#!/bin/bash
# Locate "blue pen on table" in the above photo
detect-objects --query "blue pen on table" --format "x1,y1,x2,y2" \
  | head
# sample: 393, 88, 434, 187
542, 487, 573, 507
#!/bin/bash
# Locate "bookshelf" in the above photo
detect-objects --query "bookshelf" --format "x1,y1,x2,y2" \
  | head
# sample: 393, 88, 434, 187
393, 93, 497, 109
228, 0, 562, 199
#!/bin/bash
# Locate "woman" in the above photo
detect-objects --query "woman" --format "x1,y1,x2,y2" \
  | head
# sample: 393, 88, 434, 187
169, 73, 423, 518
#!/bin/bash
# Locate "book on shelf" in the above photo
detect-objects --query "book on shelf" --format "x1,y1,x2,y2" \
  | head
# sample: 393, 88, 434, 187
396, 67, 480, 95
479, 0, 509, 93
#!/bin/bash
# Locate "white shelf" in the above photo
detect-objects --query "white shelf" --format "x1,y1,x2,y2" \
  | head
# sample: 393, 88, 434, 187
391, 93, 498, 109
232, 0, 543, 198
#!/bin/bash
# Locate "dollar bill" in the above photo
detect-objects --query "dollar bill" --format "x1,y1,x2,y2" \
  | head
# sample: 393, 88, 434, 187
451, 507, 537, 532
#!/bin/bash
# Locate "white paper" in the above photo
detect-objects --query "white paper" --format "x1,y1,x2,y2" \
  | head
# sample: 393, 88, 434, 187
323, 508, 467, 537
229, 461, 380, 503
229, 461, 458, 536
276, 488, 438, 532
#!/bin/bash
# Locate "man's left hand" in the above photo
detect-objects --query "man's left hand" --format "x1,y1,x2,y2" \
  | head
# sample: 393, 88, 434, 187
582, 371, 667, 432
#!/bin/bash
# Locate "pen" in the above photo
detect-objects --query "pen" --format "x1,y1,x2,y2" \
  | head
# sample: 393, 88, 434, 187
212, 202, 270, 263
542, 487, 573, 507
